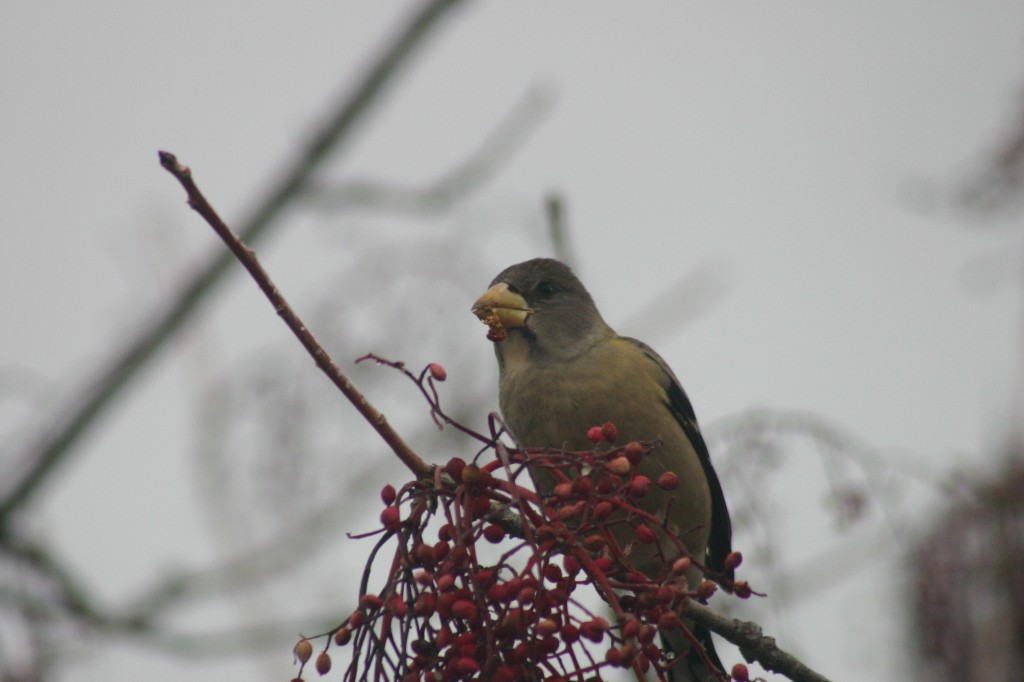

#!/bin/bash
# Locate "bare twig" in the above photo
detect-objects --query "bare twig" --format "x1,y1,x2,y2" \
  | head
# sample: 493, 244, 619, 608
0, 0, 466, 526
686, 601, 833, 682
158, 152, 431, 480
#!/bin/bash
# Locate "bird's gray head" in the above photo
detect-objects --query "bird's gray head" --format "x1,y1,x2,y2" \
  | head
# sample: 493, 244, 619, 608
472, 258, 612, 363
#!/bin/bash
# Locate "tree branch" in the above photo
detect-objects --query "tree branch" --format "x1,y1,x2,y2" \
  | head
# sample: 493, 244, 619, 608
158, 152, 430, 480
0, 0, 466, 526
686, 601, 833, 682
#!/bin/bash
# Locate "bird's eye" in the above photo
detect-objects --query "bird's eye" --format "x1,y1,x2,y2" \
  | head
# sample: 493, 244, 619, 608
535, 281, 558, 298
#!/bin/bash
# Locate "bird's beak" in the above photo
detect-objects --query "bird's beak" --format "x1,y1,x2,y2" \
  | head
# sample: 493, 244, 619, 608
471, 282, 532, 342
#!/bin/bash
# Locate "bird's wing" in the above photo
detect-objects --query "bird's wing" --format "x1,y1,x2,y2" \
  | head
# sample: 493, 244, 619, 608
622, 337, 734, 582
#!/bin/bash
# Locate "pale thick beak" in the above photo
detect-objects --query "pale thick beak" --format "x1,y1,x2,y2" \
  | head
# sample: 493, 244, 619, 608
471, 282, 532, 341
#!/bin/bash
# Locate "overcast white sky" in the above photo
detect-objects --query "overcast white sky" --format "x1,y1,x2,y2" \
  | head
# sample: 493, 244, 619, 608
2, 3, 1023, 681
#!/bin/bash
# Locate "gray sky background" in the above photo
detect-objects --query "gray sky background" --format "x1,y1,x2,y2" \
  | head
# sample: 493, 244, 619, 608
2, 2, 1023, 681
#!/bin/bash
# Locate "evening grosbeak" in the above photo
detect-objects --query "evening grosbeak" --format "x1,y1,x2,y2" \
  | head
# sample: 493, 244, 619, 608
473, 258, 732, 681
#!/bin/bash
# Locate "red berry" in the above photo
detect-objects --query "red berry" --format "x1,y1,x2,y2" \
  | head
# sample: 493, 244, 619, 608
697, 580, 717, 600
333, 627, 351, 646
629, 475, 651, 497
553, 481, 574, 498
414, 593, 436, 617
511, 642, 529, 662
596, 476, 617, 494
455, 657, 480, 675
734, 580, 753, 599
472, 495, 491, 516
658, 611, 681, 630
557, 503, 580, 521
601, 422, 618, 443
493, 666, 516, 682
380, 484, 397, 505
587, 426, 605, 443
634, 524, 656, 544
428, 363, 447, 382
581, 617, 609, 642
388, 597, 408, 617
445, 457, 466, 480
622, 617, 640, 639
413, 543, 434, 565
657, 471, 679, 490
453, 632, 477, 650
593, 501, 613, 520
451, 600, 476, 619
624, 441, 644, 464
538, 635, 559, 654
543, 564, 563, 583
535, 618, 558, 636
732, 662, 750, 681
436, 592, 456, 617
535, 524, 556, 542
436, 625, 453, 647
672, 556, 692, 574
607, 456, 631, 475
293, 639, 313, 664
483, 524, 506, 543
315, 651, 332, 675
449, 544, 469, 565
380, 506, 401, 530
360, 593, 383, 611
572, 476, 593, 496
725, 551, 744, 570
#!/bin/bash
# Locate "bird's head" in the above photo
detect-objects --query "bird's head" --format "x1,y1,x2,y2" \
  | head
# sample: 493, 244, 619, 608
472, 258, 611, 363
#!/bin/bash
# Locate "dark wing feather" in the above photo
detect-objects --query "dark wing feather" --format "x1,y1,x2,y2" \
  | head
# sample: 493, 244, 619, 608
624, 338, 734, 582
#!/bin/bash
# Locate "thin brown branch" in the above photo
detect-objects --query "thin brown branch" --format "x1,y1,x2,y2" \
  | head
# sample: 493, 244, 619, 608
159, 152, 430, 479
686, 601, 833, 682
0, 0, 465, 526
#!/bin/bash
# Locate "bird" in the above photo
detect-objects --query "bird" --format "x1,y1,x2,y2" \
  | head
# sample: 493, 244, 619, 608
472, 257, 732, 681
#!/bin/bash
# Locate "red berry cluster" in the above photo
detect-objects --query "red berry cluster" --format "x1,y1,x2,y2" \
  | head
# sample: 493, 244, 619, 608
291, 425, 746, 681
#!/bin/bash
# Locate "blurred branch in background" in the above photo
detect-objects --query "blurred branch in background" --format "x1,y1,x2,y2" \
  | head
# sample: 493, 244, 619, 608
708, 407, 942, 622
304, 85, 553, 215
544, 192, 576, 267
0, 0, 468, 529
957, 94, 1024, 218
911, 456, 1024, 682
906, 72, 1024, 682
